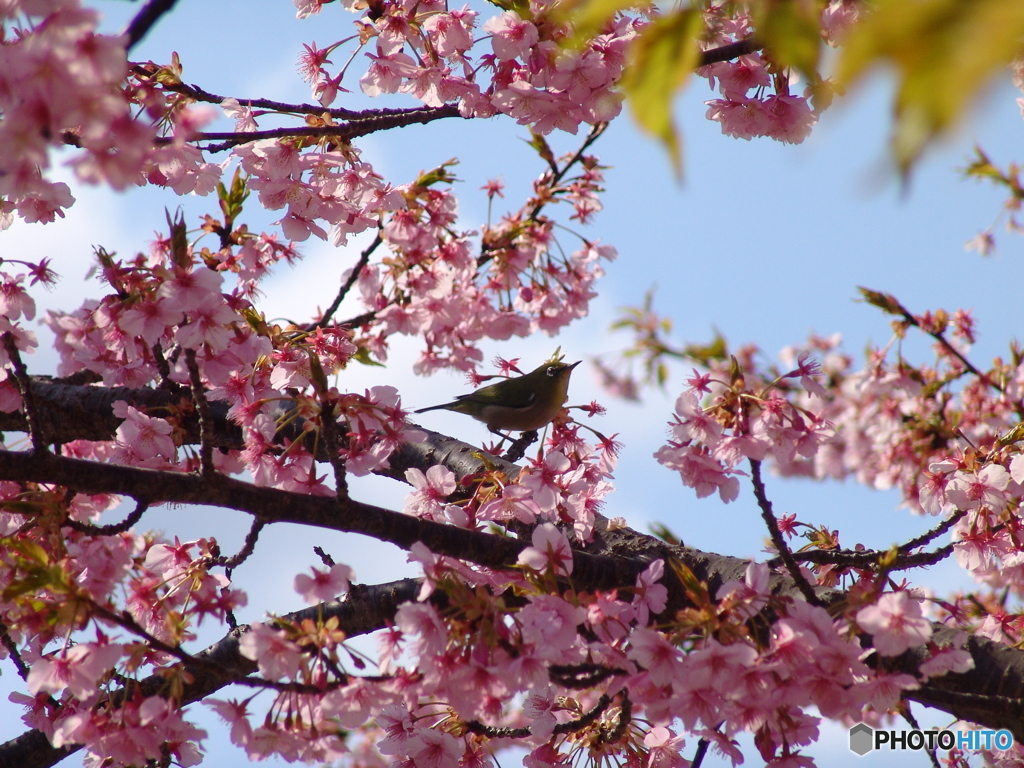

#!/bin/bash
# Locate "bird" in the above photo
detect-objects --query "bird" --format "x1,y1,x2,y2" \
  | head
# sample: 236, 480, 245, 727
414, 359, 581, 436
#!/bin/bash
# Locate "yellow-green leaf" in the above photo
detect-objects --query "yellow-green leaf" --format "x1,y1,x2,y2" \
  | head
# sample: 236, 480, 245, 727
756, 0, 825, 82
838, 0, 1024, 173
414, 159, 459, 188
525, 129, 556, 167
556, 0, 653, 48
621, 9, 703, 175
485, 0, 532, 16
352, 347, 385, 367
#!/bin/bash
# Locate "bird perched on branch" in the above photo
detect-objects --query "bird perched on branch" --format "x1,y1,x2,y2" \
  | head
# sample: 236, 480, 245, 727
414, 358, 580, 437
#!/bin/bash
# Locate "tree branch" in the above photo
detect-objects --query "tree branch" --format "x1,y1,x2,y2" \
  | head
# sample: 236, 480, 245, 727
190, 106, 463, 153
123, 0, 179, 51
0, 449, 642, 591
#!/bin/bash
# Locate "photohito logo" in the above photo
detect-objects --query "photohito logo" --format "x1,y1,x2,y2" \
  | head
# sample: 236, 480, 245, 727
848, 723, 1014, 756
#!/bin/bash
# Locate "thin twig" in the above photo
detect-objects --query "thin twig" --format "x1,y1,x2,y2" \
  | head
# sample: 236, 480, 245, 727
131, 67, 450, 122
64, 499, 149, 536
901, 308, 1000, 391
901, 508, 968, 551
311, 378, 349, 499
333, 309, 377, 330
790, 543, 954, 571
314, 546, 336, 566
526, 122, 607, 221
123, 0, 179, 50
502, 430, 539, 463
184, 349, 216, 477
218, 518, 267, 631
216, 518, 266, 571
0, 618, 30, 680
308, 231, 383, 331
190, 106, 461, 153
749, 459, 823, 607
89, 603, 214, 671
900, 705, 940, 768
602, 689, 631, 744
152, 341, 175, 390
466, 691, 612, 739
3, 332, 46, 452
788, 508, 967, 570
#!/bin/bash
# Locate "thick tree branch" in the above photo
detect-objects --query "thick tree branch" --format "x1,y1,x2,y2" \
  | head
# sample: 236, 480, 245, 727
0, 449, 642, 591
0, 377, 241, 448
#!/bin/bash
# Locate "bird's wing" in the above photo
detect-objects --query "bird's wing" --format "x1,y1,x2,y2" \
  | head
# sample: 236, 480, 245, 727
457, 387, 536, 409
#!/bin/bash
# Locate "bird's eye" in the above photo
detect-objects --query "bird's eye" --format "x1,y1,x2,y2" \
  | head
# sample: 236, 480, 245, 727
546, 365, 557, 377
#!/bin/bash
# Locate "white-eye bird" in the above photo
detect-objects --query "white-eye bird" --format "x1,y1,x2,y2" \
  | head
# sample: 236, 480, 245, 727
414, 360, 580, 435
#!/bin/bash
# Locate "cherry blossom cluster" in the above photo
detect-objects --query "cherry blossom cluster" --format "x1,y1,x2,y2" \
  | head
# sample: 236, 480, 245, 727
33, 210, 417, 487
654, 353, 835, 504
404, 397, 617, 539
641, 298, 1024, 674
699, 0, 862, 143
195, 528, 964, 768
2, 0, 1019, 765
0, 1, 225, 227
1, 0, 864, 234
1, 526, 242, 767
295, 0, 636, 134
0, 0, 123, 226
232, 139, 404, 245
354, 156, 615, 373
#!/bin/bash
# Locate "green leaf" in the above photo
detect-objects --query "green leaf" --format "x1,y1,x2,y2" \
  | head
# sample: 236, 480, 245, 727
556, 0, 653, 48
838, 0, 1024, 173
682, 330, 728, 366
756, 0, 825, 82
856, 286, 907, 316
352, 347, 385, 367
414, 159, 460, 188
484, 0, 531, 16
620, 9, 703, 175
525, 129, 556, 168
649, 522, 682, 546
165, 209, 191, 270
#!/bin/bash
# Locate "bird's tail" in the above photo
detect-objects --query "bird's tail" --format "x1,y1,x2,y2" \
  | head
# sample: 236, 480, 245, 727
413, 403, 449, 414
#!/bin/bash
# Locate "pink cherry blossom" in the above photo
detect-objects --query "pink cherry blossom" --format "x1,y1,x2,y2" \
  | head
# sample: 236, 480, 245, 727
856, 592, 933, 657
404, 465, 457, 519
483, 12, 538, 62
633, 559, 669, 626
517, 595, 586, 660
294, 563, 355, 604
238, 623, 304, 680
517, 522, 574, 575
27, 642, 124, 700
946, 465, 1011, 512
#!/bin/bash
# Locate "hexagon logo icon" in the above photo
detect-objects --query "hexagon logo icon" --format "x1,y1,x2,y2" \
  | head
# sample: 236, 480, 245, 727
849, 723, 874, 756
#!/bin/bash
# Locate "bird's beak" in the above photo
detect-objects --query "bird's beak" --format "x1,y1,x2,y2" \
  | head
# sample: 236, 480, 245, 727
568, 361, 581, 371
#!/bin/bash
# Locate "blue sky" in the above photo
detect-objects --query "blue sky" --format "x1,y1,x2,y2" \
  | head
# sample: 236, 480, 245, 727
3, 1, 1024, 765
